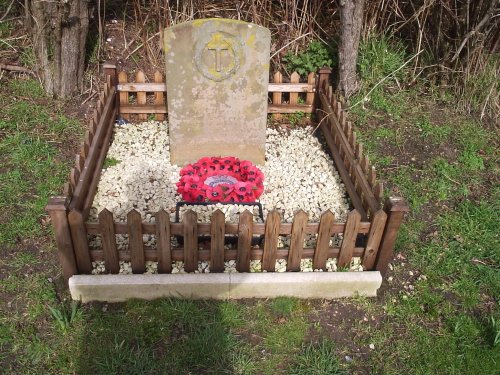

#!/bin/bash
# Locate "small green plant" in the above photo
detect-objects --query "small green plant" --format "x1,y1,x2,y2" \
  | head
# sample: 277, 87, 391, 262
103, 157, 121, 169
19, 47, 36, 69
458, 150, 484, 171
378, 155, 393, 166
288, 339, 346, 375
0, 20, 10, 39
284, 41, 334, 76
270, 297, 299, 317
358, 35, 406, 86
48, 301, 82, 333
487, 316, 500, 347
417, 116, 451, 142
287, 111, 306, 127
373, 127, 396, 140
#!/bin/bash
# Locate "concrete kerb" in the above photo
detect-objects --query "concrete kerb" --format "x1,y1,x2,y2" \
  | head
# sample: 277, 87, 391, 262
69, 272, 382, 303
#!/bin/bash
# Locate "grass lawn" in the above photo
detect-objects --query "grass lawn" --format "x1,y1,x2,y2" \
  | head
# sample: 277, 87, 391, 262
1, 69, 499, 374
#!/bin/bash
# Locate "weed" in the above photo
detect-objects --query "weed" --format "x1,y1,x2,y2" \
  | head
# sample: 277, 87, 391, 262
486, 316, 500, 347
0, 21, 10, 39
287, 111, 307, 127
287, 339, 346, 375
358, 35, 407, 87
48, 301, 82, 333
373, 127, 396, 140
284, 41, 334, 76
270, 297, 299, 317
457, 56, 500, 119
9, 251, 40, 271
19, 47, 36, 69
378, 155, 393, 166
457, 150, 484, 171
103, 157, 121, 169
416, 116, 451, 142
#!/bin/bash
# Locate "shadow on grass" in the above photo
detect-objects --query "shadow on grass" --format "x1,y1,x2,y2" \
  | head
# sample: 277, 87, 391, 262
74, 299, 254, 374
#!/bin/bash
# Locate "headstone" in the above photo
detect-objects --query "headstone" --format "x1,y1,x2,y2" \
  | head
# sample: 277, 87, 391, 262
164, 19, 271, 165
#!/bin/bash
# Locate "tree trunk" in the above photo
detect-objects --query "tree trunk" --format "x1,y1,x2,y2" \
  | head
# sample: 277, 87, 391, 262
338, 0, 365, 100
24, 0, 89, 98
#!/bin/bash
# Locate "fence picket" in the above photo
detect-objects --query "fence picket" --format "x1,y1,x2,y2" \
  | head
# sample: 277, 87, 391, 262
68, 209, 92, 273
99, 208, 120, 273
262, 210, 281, 271
136, 71, 147, 120
362, 210, 387, 270
183, 210, 198, 272
374, 182, 384, 202
337, 210, 361, 268
127, 209, 145, 273
63, 182, 73, 197
306, 72, 315, 105
80, 141, 89, 159
272, 71, 283, 119
97, 92, 104, 117
289, 72, 300, 105
287, 210, 308, 271
313, 210, 335, 270
356, 142, 363, 160
154, 71, 165, 120
237, 210, 253, 272
368, 166, 377, 187
210, 210, 225, 272
70, 168, 80, 188
155, 209, 172, 273
75, 154, 84, 173
118, 71, 129, 120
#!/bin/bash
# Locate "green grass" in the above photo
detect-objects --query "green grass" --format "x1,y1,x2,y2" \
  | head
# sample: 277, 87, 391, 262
1, 38, 499, 374
0, 79, 80, 244
287, 339, 346, 375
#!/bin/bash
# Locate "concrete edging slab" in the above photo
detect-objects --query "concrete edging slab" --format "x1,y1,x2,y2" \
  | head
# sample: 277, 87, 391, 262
69, 272, 382, 303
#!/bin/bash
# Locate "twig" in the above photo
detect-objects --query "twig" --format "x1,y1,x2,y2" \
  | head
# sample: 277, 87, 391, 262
0, 63, 33, 74
480, 81, 496, 120
0, 0, 15, 22
270, 32, 311, 58
81, 91, 98, 105
123, 32, 160, 60
0, 39, 16, 51
310, 109, 333, 135
349, 49, 424, 109
451, 0, 498, 62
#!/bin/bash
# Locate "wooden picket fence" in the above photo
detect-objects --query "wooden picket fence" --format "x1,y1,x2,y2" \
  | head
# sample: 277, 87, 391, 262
116, 69, 316, 120
46, 63, 408, 283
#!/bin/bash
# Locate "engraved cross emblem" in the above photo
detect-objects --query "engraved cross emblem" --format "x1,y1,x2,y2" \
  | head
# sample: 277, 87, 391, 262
194, 31, 241, 81
207, 33, 230, 72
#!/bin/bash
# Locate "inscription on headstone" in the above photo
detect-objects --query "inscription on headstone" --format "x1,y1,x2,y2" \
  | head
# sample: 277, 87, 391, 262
164, 19, 271, 165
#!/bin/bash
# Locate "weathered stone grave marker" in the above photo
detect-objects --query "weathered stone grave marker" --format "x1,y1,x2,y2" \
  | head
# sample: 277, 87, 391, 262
164, 19, 271, 165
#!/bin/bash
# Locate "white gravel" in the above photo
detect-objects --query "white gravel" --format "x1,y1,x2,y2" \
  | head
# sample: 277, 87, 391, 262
89, 120, 364, 273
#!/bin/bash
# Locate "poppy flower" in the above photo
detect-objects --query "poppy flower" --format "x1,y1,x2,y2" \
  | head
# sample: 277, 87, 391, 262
205, 186, 223, 202
180, 164, 196, 176
177, 156, 264, 202
198, 157, 212, 168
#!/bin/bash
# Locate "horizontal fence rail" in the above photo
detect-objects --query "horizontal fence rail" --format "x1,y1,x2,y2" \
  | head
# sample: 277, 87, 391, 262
72, 208, 383, 274
116, 69, 316, 119
45, 63, 409, 284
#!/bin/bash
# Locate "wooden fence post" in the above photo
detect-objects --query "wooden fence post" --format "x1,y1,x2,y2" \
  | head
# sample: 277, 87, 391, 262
375, 197, 410, 275
315, 67, 331, 111
103, 62, 119, 112
103, 62, 117, 86
45, 197, 77, 283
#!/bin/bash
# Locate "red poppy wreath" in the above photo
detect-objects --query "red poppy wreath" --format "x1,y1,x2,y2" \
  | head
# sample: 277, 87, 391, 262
176, 157, 264, 203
